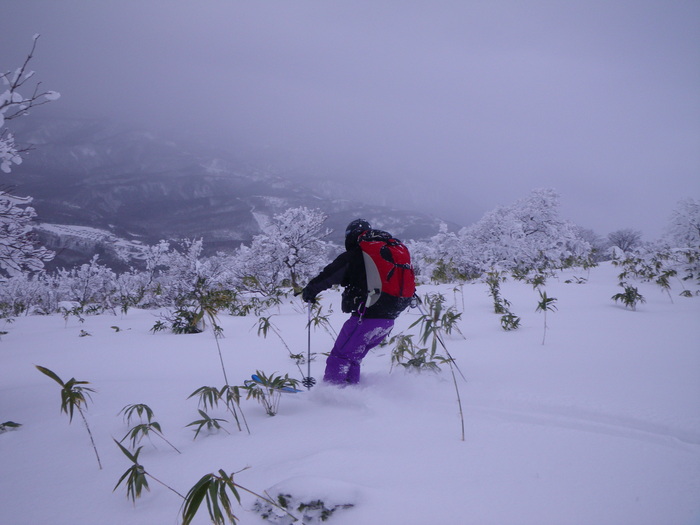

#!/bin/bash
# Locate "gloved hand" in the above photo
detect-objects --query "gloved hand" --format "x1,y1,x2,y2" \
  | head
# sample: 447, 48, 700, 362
301, 287, 316, 303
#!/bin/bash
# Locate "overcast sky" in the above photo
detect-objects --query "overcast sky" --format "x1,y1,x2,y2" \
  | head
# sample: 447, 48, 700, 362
2, 1, 699, 238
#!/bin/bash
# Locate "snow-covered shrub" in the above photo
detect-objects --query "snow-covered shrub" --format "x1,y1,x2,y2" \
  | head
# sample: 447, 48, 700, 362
407, 223, 477, 283
665, 198, 700, 288
0, 272, 55, 316
668, 198, 700, 246
608, 200, 699, 302
113, 269, 151, 313
0, 192, 54, 277
575, 226, 609, 262
612, 241, 699, 299
157, 238, 206, 303
233, 207, 335, 294
54, 255, 117, 312
410, 189, 593, 282
462, 188, 592, 276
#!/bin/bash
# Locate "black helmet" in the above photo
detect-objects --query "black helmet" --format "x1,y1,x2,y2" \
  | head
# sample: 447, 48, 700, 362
345, 219, 371, 238
344, 218, 371, 250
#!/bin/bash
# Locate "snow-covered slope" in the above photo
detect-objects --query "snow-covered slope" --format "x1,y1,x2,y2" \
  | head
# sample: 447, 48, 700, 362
35, 223, 148, 270
1, 263, 698, 524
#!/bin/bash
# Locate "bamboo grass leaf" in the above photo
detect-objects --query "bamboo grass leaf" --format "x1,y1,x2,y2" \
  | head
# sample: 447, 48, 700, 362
181, 476, 212, 525
35, 365, 64, 386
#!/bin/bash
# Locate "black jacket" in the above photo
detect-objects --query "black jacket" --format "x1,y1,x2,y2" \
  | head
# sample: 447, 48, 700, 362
303, 242, 409, 320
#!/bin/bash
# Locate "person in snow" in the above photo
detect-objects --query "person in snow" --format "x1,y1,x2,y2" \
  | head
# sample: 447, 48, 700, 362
301, 219, 413, 385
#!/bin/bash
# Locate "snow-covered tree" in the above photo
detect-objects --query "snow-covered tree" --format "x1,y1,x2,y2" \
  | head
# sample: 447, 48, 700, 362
0, 271, 56, 316
161, 239, 204, 293
667, 198, 700, 248
575, 227, 609, 261
0, 191, 53, 276
607, 229, 643, 253
409, 189, 592, 281
1, 35, 60, 277
407, 222, 474, 283
236, 207, 333, 291
54, 255, 117, 309
460, 189, 591, 275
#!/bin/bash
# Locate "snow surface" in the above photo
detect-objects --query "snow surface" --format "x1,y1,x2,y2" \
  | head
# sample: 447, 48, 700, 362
1, 263, 699, 525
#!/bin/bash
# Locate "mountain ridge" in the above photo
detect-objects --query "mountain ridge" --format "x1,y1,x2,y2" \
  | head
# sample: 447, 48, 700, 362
7, 117, 458, 269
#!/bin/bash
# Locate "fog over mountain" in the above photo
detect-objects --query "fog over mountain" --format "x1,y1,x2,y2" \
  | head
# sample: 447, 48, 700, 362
7, 117, 453, 269
3, 1, 698, 243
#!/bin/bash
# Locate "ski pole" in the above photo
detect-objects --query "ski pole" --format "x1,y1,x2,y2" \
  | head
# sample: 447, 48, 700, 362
302, 301, 316, 389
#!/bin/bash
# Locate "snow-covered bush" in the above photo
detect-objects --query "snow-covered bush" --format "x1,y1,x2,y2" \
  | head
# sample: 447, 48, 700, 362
233, 207, 334, 293
0, 192, 54, 277
666, 198, 700, 287
407, 223, 477, 283
411, 189, 592, 282
3, 194, 698, 319
158, 239, 206, 302
54, 255, 117, 312
466, 188, 591, 276
667, 198, 700, 246
612, 199, 700, 298
0, 271, 57, 316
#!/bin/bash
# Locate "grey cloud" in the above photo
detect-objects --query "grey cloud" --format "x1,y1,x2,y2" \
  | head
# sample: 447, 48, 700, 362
2, 0, 698, 238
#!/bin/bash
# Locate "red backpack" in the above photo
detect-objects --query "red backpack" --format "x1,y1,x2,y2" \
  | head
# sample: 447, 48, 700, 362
357, 230, 416, 308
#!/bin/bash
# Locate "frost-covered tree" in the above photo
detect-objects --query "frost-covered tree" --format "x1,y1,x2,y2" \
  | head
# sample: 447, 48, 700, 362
55, 255, 117, 309
0, 191, 53, 276
667, 198, 700, 248
0, 271, 57, 316
161, 239, 205, 297
237, 207, 332, 291
409, 189, 591, 281
408, 222, 475, 283
460, 189, 590, 275
575, 227, 608, 262
1, 35, 60, 277
607, 229, 642, 253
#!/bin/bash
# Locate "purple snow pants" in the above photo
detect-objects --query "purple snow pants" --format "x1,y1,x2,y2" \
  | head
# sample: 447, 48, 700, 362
323, 316, 394, 385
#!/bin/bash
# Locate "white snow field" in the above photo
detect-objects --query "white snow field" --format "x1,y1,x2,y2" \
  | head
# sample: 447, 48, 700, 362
1, 263, 698, 525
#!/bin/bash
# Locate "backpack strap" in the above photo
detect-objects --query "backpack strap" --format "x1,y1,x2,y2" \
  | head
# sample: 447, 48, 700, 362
379, 241, 412, 281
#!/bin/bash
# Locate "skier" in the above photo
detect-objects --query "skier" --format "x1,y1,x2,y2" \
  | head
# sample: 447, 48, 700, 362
301, 219, 414, 385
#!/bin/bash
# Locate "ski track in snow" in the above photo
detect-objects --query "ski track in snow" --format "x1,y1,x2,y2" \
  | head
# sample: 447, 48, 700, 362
468, 399, 700, 451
